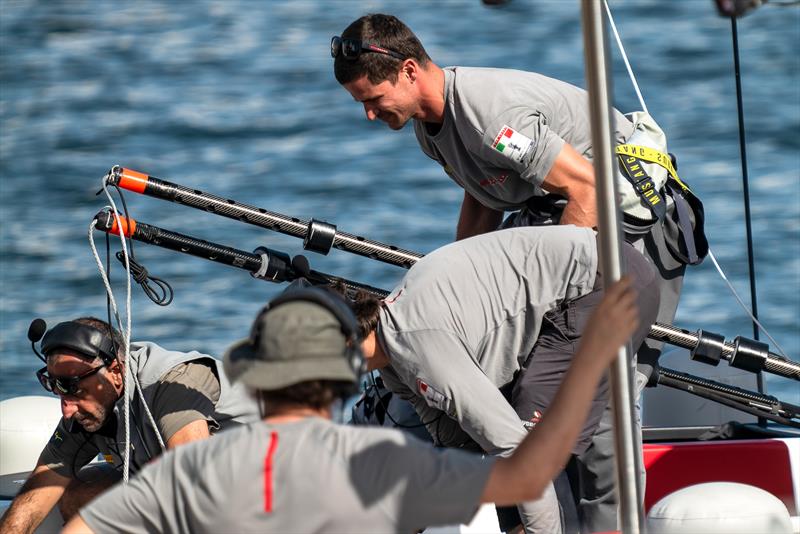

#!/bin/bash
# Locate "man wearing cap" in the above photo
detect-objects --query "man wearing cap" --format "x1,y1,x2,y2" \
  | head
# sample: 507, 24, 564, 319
0, 317, 258, 534
63, 280, 641, 534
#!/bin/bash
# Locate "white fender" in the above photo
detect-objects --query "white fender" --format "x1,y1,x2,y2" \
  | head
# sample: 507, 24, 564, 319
0, 396, 64, 533
0, 396, 62, 481
647, 481, 794, 534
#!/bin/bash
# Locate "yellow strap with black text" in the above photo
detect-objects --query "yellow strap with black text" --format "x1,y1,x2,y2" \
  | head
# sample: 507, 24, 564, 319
616, 144, 692, 193
618, 154, 667, 220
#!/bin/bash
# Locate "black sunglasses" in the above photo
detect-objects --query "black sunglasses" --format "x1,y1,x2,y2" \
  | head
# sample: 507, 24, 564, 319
37, 364, 107, 396
330, 36, 405, 61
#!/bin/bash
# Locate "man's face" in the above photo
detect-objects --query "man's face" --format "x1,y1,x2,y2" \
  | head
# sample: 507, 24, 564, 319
46, 351, 120, 433
343, 73, 418, 131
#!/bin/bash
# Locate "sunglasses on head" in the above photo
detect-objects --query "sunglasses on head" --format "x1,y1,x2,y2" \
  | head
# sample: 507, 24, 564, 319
330, 36, 405, 61
37, 363, 107, 396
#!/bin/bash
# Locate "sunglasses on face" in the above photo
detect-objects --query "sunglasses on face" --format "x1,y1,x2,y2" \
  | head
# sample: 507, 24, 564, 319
37, 364, 106, 396
330, 36, 405, 61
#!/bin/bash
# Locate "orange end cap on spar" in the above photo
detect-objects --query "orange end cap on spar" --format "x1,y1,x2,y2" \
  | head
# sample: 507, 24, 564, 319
118, 168, 149, 193
109, 215, 136, 238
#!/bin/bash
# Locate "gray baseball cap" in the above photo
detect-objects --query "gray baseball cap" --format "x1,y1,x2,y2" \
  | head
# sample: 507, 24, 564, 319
223, 300, 358, 391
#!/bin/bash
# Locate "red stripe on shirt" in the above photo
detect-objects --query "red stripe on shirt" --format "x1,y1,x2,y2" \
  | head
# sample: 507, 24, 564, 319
264, 431, 279, 512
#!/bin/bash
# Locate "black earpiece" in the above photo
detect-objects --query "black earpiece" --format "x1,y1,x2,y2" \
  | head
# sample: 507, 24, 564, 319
31, 320, 118, 366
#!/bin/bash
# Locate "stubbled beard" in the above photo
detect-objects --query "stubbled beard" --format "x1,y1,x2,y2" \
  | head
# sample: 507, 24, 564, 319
73, 405, 109, 432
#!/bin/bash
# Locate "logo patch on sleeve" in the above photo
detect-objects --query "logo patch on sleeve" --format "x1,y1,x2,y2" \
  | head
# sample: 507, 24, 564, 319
491, 125, 533, 164
49, 430, 64, 447
416, 378, 449, 411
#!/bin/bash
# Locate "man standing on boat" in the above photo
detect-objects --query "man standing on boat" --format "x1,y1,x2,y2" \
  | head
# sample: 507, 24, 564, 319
0, 317, 258, 534
63, 280, 642, 534
333, 13, 704, 532
336, 225, 660, 534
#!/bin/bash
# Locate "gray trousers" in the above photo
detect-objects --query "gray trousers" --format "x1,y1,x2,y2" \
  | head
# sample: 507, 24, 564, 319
504, 206, 683, 532
566, 222, 685, 533
497, 240, 661, 534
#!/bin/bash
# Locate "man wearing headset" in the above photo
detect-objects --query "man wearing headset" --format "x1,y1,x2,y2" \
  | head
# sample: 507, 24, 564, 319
63, 279, 640, 534
0, 317, 258, 534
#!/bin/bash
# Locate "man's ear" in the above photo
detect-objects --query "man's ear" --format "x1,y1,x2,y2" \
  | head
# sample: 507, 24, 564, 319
107, 358, 124, 387
401, 59, 418, 83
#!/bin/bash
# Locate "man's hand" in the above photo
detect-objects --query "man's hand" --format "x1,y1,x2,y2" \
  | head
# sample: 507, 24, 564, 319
559, 191, 597, 228
542, 143, 598, 228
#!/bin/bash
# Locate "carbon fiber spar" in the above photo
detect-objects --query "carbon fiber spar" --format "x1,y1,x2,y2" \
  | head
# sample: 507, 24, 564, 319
105, 166, 422, 268
100, 165, 800, 382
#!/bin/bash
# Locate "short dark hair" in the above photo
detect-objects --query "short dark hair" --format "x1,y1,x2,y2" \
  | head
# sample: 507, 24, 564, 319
327, 283, 382, 338
334, 13, 431, 85
259, 380, 355, 414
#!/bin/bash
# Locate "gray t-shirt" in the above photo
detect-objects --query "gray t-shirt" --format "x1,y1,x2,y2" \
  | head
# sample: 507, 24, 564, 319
80, 417, 494, 534
378, 225, 597, 456
414, 67, 634, 211
40, 361, 221, 477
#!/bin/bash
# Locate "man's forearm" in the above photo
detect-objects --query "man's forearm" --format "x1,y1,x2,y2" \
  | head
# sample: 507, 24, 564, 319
0, 464, 70, 534
1, 489, 57, 534
456, 191, 503, 240
541, 143, 597, 228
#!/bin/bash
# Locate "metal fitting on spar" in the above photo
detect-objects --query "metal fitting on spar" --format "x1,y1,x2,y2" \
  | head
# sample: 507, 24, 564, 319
105, 165, 150, 194
94, 209, 137, 238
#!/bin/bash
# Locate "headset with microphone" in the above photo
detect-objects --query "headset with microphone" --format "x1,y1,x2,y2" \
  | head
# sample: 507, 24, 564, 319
28, 318, 119, 396
29, 319, 118, 366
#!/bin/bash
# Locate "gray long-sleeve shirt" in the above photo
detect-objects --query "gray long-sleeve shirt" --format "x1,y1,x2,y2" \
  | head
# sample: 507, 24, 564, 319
378, 226, 598, 456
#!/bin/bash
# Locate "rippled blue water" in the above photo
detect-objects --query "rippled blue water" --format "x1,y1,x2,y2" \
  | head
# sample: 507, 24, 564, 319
1, 1, 798, 405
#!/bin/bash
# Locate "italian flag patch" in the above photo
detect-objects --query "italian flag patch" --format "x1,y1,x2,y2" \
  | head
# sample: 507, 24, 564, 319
416, 378, 448, 411
491, 125, 533, 164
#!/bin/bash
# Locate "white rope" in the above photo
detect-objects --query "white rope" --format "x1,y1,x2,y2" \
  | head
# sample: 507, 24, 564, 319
706, 248, 788, 357
88, 217, 132, 483
98, 179, 167, 453
604, 1, 788, 358
603, 0, 648, 114
89, 173, 166, 483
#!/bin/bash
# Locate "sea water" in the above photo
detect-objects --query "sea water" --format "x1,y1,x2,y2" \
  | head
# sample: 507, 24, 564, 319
1, 1, 798, 406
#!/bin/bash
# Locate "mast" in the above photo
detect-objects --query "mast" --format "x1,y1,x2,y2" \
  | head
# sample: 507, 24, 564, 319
580, 1, 644, 531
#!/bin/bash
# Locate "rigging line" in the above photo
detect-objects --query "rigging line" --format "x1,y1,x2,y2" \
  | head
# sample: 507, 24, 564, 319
706, 248, 787, 357
603, 0, 648, 113
88, 217, 132, 483
96, 179, 168, 471
730, 17, 760, 343
605, 1, 786, 357
98, 180, 134, 483
100, 221, 167, 450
